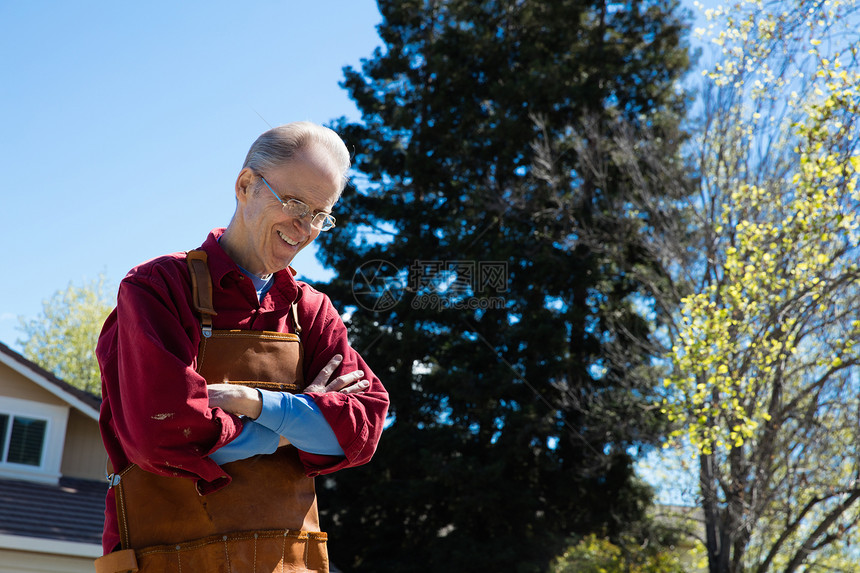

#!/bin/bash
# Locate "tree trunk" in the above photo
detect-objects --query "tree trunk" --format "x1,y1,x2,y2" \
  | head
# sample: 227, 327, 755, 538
701, 452, 725, 573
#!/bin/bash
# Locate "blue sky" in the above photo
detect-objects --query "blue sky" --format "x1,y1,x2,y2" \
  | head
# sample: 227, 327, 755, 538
0, 0, 383, 347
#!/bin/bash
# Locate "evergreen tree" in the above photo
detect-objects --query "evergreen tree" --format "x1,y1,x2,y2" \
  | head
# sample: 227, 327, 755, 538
315, 1, 692, 570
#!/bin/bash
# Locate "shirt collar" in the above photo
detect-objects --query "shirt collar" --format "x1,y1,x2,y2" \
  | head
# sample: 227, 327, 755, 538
200, 228, 300, 301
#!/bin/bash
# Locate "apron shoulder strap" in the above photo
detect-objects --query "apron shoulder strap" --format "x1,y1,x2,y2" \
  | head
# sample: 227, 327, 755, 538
186, 250, 217, 338
186, 249, 303, 337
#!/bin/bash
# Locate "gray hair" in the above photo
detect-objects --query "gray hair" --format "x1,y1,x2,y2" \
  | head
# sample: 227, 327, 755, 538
242, 122, 351, 192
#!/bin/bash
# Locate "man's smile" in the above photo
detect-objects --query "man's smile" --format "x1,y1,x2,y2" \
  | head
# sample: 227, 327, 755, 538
277, 230, 300, 246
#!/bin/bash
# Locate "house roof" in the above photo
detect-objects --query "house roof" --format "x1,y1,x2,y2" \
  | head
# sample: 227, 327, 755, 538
0, 342, 105, 550
0, 340, 101, 418
0, 475, 104, 546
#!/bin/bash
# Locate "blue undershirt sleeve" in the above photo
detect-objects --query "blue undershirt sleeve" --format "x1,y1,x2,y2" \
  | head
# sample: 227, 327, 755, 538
209, 419, 280, 465
255, 389, 345, 456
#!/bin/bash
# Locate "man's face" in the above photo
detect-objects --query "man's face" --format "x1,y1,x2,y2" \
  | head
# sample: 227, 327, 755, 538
234, 144, 341, 276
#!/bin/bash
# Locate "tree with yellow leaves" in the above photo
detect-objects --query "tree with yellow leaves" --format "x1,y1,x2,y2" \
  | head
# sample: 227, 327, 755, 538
658, 1, 860, 571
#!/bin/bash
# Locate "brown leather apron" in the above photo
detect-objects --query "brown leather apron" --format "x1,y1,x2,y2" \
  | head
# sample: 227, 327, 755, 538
95, 251, 327, 573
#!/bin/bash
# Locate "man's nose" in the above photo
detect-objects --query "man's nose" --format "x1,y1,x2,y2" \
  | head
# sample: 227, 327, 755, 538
292, 213, 312, 233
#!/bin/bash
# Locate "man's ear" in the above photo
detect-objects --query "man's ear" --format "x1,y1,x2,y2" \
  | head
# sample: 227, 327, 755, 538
235, 168, 255, 202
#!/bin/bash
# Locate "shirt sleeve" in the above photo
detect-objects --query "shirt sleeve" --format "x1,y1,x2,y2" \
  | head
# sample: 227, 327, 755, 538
103, 266, 243, 491
297, 290, 390, 476
209, 419, 281, 465
255, 390, 345, 456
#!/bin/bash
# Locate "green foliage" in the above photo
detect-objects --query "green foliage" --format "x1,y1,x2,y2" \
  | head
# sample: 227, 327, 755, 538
18, 276, 114, 394
551, 534, 702, 573
664, 0, 860, 459
653, 1, 860, 571
314, 0, 694, 571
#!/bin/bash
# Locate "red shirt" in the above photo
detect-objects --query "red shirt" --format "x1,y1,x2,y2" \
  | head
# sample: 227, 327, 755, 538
96, 228, 389, 553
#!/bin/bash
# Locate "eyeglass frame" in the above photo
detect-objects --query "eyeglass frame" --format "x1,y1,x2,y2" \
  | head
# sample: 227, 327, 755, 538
258, 174, 337, 231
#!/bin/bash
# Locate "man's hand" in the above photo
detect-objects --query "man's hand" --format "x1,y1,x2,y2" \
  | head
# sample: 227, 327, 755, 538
304, 354, 370, 394
207, 384, 263, 419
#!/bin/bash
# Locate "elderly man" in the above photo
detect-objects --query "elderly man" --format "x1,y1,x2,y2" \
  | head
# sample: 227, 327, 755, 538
95, 122, 389, 573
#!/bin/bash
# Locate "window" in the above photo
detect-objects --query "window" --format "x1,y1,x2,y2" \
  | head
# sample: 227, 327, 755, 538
0, 414, 48, 466
0, 397, 67, 484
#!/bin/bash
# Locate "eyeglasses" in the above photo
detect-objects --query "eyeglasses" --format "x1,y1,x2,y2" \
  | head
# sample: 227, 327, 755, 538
259, 175, 337, 231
